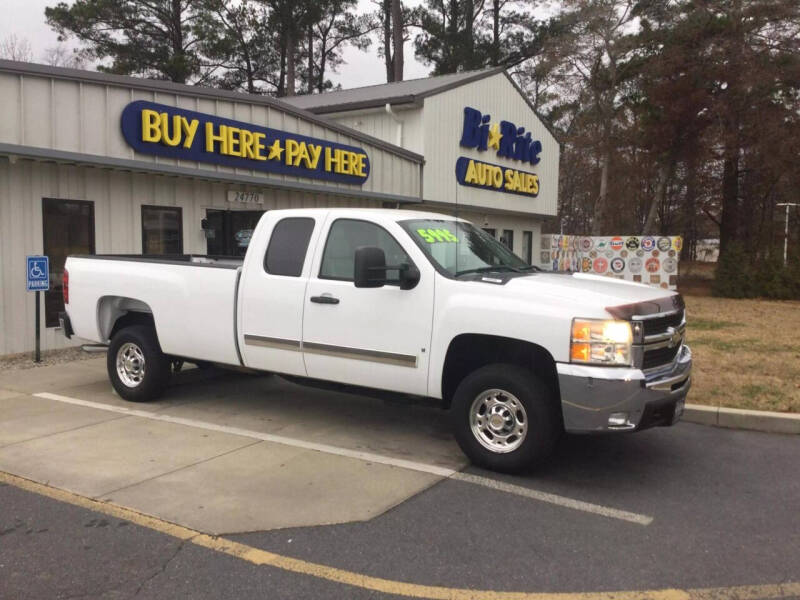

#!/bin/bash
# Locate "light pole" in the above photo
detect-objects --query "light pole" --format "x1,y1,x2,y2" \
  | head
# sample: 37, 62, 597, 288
776, 203, 799, 266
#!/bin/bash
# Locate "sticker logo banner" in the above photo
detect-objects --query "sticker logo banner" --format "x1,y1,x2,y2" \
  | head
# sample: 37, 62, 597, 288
121, 101, 370, 186
539, 235, 682, 290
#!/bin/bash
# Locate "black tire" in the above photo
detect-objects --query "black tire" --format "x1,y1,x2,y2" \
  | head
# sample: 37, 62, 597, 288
107, 325, 170, 402
451, 364, 559, 473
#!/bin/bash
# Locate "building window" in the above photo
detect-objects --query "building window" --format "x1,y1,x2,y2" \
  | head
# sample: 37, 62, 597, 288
319, 219, 411, 282
264, 218, 315, 277
142, 205, 183, 255
483, 228, 496, 238
205, 209, 264, 257
42, 198, 95, 328
501, 229, 514, 251
522, 231, 533, 264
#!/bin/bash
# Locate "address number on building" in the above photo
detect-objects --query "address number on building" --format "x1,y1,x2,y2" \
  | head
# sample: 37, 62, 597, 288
227, 191, 264, 205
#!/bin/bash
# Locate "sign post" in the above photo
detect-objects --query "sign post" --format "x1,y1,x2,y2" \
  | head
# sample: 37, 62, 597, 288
26, 255, 50, 363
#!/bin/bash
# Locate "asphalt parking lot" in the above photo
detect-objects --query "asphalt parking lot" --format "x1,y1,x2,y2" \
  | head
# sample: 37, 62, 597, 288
1, 357, 798, 599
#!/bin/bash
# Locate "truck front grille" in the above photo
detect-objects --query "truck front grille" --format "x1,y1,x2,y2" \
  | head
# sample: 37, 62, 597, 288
642, 310, 685, 336
633, 309, 685, 371
642, 344, 681, 370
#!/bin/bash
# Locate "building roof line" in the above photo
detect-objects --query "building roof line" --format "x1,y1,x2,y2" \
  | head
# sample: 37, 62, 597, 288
0, 143, 422, 205
0, 59, 424, 164
283, 67, 506, 113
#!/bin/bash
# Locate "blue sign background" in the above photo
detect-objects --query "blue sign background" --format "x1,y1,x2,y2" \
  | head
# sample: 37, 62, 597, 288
120, 101, 370, 186
26, 255, 49, 291
455, 157, 540, 198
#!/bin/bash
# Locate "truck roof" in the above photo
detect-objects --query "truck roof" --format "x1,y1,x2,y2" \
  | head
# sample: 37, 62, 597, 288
269, 207, 466, 222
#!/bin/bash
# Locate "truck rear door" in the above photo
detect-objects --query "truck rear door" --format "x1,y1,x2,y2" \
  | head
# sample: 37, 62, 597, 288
238, 213, 321, 375
301, 215, 435, 396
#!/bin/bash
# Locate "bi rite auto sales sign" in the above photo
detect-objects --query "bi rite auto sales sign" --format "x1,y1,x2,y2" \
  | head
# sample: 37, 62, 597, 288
121, 101, 370, 185
456, 106, 542, 198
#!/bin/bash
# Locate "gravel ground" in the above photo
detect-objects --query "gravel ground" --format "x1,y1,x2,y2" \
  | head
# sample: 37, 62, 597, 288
0, 346, 105, 371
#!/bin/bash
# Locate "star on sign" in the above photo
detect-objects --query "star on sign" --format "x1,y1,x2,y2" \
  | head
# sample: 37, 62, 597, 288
487, 123, 502, 150
267, 139, 283, 160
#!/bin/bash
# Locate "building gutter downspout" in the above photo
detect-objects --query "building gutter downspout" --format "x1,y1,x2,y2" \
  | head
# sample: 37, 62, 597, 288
385, 103, 404, 147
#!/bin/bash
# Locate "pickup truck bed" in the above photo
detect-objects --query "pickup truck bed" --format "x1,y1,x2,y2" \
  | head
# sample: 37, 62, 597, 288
67, 254, 243, 366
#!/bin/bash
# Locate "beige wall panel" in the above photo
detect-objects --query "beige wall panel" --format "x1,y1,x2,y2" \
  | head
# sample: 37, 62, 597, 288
422, 73, 558, 218
5, 72, 421, 199
107, 87, 135, 158
82, 84, 108, 156
53, 80, 81, 152
0, 74, 21, 143
22, 77, 52, 148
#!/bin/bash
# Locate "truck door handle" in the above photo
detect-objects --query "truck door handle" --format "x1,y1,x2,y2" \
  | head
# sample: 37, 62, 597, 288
310, 295, 339, 305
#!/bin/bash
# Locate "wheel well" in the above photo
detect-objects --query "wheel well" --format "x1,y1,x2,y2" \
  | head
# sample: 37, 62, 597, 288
109, 311, 155, 340
98, 296, 156, 342
440, 334, 560, 409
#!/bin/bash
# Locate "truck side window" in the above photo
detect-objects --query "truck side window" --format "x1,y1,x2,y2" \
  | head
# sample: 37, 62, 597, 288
319, 219, 411, 282
264, 217, 316, 277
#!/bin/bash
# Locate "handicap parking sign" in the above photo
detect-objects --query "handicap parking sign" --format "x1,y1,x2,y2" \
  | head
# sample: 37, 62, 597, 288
26, 255, 50, 291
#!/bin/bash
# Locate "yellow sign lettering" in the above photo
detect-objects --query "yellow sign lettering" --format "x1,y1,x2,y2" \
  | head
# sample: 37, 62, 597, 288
181, 117, 198, 149
141, 109, 161, 143
205, 122, 228, 154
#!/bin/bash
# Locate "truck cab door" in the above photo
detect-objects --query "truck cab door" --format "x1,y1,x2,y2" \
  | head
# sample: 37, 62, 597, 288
302, 216, 434, 396
239, 214, 320, 375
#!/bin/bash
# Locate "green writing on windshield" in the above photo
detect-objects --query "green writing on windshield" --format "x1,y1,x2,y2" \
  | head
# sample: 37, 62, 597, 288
417, 228, 459, 243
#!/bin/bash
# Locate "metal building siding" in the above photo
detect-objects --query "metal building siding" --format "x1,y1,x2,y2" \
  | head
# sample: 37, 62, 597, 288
0, 71, 420, 200
422, 73, 558, 217
0, 158, 386, 355
328, 109, 425, 156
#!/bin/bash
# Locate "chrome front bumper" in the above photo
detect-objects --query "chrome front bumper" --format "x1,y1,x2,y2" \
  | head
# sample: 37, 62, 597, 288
556, 345, 692, 433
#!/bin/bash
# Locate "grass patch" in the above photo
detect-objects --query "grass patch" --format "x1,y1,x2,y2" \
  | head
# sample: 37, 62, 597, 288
689, 318, 736, 331
685, 296, 800, 413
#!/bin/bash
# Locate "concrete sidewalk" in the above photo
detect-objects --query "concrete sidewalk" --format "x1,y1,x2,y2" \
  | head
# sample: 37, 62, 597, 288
0, 359, 462, 535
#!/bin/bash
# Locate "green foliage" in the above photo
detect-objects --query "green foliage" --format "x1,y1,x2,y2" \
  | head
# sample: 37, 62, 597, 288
713, 244, 800, 300
45, 0, 202, 83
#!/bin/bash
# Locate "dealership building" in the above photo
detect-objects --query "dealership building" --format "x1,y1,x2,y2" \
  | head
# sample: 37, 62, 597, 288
0, 60, 559, 355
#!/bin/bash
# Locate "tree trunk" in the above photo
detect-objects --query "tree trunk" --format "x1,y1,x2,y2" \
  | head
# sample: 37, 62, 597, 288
277, 35, 287, 97
592, 154, 609, 235
307, 25, 314, 94
170, 0, 186, 83
383, 0, 394, 82
682, 152, 698, 261
392, 0, 403, 82
719, 135, 740, 254
643, 159, 674, 235
286, 28, 296, 96
492, 0, 500, 65
464, 0, 474, 68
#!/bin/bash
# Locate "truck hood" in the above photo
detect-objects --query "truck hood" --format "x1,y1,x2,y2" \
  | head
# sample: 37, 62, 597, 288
501, 272, 681, 316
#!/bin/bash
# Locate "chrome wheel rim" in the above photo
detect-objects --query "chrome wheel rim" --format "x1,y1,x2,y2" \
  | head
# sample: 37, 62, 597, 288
469, 388, 528, 453
116, 342, 146, 388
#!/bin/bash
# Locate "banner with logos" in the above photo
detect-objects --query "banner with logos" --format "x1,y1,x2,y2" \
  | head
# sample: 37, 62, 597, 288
540, 235, 683, 290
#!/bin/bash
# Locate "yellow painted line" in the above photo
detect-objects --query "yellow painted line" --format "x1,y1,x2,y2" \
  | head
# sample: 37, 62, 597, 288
1, 470, 798, 600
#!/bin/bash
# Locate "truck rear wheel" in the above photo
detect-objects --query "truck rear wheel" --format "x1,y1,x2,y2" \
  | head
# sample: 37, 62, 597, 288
452, 364, 559, 473
107, 325, 170, 402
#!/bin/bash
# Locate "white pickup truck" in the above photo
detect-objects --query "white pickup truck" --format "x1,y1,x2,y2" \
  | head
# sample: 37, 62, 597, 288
61, 208, 691, 472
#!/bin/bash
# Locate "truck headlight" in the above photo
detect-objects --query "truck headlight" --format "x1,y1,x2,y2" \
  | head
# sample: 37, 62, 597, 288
570, 318, 633, 366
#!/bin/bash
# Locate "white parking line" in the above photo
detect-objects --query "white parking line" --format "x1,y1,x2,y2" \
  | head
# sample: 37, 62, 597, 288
33, 391, 653, 526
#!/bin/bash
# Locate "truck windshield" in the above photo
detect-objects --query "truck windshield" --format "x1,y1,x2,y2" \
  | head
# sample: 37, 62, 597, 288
400, 219, 531, 277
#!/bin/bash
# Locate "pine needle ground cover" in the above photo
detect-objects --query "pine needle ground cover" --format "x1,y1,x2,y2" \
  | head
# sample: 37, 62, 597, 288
685, 296, 800, 413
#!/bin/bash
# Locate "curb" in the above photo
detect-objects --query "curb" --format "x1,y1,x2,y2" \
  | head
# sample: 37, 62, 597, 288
683, 403, 800, 435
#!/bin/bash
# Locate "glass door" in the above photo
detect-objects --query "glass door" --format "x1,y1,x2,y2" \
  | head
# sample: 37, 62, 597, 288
42, 198, 95, 327
205, 210, 265, 256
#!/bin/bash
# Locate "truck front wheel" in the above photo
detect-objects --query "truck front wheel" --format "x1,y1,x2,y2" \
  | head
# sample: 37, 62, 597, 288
107, 325, 170, 402
452, 364, 559, 473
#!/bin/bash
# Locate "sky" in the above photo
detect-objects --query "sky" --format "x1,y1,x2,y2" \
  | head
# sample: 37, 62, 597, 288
0, 0, 432, 90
